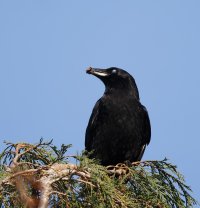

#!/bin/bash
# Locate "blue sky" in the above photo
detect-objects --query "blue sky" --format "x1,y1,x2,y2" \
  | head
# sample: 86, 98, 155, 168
0, 1, 200, 202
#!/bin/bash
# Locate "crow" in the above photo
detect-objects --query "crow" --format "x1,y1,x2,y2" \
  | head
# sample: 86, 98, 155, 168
85, 67, 151, 165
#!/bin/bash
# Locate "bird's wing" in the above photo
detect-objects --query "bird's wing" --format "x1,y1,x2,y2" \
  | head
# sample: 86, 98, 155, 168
134, 104, 151, 161
85, 99, 101, 151
141, 105, 151, 145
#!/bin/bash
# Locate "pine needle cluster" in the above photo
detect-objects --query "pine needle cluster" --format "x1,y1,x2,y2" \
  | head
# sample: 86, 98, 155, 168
0, 139, 197, 208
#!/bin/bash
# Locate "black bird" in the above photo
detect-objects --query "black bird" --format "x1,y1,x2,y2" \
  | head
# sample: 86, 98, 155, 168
85, 67, 151, 165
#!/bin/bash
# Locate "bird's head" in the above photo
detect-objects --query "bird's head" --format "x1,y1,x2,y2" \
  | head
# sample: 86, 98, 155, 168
86, 67, 139, 99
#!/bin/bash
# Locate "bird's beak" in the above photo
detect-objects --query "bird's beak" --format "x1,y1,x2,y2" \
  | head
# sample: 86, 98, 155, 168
86, 67, 108, 77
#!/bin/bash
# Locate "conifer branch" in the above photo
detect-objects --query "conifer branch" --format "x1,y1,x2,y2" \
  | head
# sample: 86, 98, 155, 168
0, 140, 198, 208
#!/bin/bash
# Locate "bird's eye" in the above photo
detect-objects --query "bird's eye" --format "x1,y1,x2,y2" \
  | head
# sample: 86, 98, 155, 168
112, 69, 117, 74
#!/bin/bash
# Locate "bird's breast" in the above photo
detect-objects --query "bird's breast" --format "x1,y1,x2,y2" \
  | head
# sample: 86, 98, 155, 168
100, 96, 139, 128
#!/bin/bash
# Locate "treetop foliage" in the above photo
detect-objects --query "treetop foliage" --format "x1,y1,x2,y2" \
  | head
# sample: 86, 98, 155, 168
0, 139, 197, 208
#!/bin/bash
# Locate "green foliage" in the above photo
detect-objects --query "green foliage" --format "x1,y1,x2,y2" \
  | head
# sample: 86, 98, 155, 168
0, 139, 197, 208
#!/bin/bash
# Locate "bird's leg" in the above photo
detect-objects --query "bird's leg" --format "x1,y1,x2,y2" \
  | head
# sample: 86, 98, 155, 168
124, 160, 132, 167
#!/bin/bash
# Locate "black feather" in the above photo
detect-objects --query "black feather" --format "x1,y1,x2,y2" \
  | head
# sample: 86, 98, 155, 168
85, 67, 151, 165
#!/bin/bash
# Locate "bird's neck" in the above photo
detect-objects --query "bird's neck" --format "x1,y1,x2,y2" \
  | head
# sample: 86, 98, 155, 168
104, 87, 139, 100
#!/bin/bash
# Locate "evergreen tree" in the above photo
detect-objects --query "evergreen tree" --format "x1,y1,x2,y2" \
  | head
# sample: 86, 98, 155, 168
0, 139, 197, 208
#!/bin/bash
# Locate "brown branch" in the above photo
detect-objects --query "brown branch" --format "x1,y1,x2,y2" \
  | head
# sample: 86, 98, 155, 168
12, 143, 42, 166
